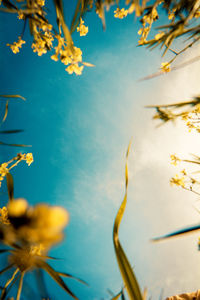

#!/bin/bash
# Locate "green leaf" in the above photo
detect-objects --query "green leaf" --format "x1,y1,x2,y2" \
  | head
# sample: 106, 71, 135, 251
6, 172, 14, 202
113, 142, 143, 300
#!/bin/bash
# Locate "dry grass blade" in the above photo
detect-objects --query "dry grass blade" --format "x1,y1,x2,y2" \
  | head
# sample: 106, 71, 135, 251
0, 95, 26, 101
6, 172, 14, 202
2, 101, 8, 123
152, 224, 200, 242
113, 142, 143, 300
58, 271, 88, 286
38, 261, 79, 300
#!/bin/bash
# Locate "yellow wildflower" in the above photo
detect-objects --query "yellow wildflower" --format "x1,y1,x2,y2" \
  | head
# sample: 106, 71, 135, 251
194, 9, 200, 18
7, 37, 25, 54
25, 153, 33, 166
66, 64, 84, 75
170, 154, 180, 166
181, 169, 187, 176
51, 54, 59, 61
160, 62, 171, 73
17, 11, 24, 19
0, 207, 10, 225
77, 18, 88, 37
114, 7, 128, 19
170, 174, 185, 187
37, 0, 45, 6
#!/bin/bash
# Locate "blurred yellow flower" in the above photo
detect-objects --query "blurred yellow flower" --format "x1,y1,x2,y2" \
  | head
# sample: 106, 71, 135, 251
170, 174, 185, 187
77, 18, 88, 36
25, 153, 34, 166
114, 8, 128, 19
170, 154, 180, 166
7, 37, 25, 54
160, 62, 171, 73
66, 64, 84, 75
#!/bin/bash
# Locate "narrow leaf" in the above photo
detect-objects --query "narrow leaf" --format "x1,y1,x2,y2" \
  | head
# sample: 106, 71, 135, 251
0, 130, 24, 134
113, 143, 143, 300
6, 172, 14, 202
16, 272, 24, 300
37, 261, 79, 300
152, 224, 200, 242
0, 95, 26, 101
0, 141, 31, 147
58, 271, 88, 285
2, 101, 8, 123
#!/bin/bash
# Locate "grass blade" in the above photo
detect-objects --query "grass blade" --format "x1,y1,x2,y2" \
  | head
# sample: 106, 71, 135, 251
113, 142, 143, 300
0, 130, 24, 134
58, 271, 88, 285
0, 95, 26, 101
2, 101, 8, 123
152, 224, 200, 242
6, 172, 14, 202
37, 261, 79, 300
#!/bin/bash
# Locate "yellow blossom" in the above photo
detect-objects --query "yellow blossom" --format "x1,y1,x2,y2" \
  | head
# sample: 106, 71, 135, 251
0, 207, 10, 225
170, 154, 180, 166
170, 174, 185, 187
160, 62, 171, 73
25, 153, 33, 166
17, 11, 24, 20
51, 54, 59, 61
65, 63, 84, 75
7, 37, 26, 54
114, 7, 128, 19
77, 18, 88, 36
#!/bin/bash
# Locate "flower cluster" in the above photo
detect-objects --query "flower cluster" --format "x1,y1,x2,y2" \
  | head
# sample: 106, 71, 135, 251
160, 62, 171, 73
77, 18, 88, 36
114, 8, 129, 19
0, 197, 72, 299
7, 37, 26, 54
51, 35, 85, 75
0, 153, 33, 187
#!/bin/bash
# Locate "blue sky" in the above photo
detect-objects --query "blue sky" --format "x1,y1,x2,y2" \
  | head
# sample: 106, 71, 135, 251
1, 2, 200, 300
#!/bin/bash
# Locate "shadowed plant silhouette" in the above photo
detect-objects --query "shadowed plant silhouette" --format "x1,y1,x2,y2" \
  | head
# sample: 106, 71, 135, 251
0, 172, 87, 299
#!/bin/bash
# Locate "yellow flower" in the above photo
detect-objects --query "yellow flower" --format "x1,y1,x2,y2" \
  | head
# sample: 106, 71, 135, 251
65, 64, 84, 75
77, 18, 88, 36
170, 174, 185, 187
170, 154, 180, 166
25, 153, 33, 166
0, 207, 10, 225
160, 62, 171, 73
114, 7, 128, 19
51, 54, 59, 61
7, 37, 26, 54
0, 163, 8, 176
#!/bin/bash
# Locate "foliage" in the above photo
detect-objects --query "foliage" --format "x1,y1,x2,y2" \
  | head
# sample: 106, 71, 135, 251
1, 0, 200, 299
1, 0, 199, 74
